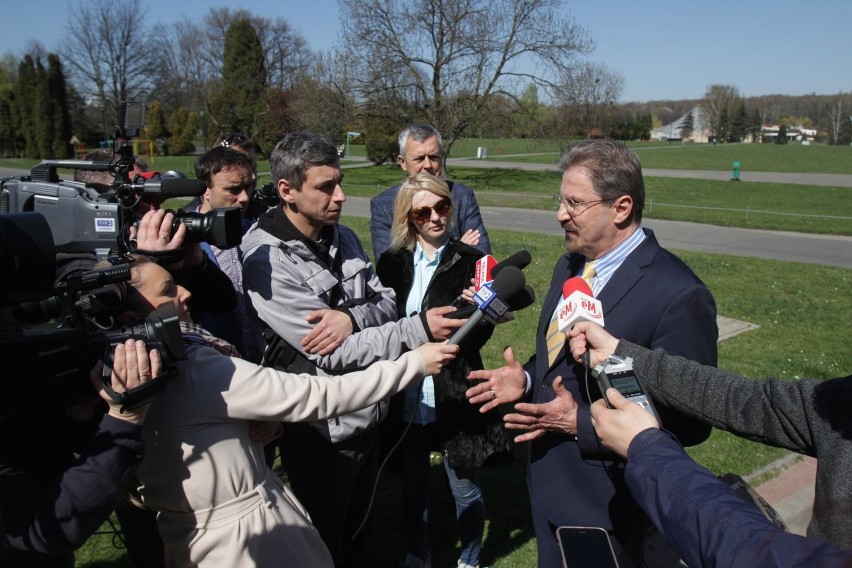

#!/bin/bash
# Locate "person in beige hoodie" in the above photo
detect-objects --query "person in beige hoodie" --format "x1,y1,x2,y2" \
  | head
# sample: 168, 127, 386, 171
112, 256, 458, 567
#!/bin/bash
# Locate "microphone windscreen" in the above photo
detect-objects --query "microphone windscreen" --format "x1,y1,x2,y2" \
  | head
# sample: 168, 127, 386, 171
506, 284, 536, 311
492, 250, 532, 278
156, 178, 207, 197
562, 276, 592, 299
491, 266, 526, 300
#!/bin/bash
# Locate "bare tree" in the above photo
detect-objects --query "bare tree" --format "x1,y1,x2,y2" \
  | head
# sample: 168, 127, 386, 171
826, 94, 847, 145
61, 0, 159, 138
290, 52, 355, 142
555, 61, 623, 137
339, 0, 592, 154
703, 84, 741, 142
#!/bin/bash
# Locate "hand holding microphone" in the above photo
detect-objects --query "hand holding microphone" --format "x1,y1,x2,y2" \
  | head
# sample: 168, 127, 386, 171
567, 322, 619, 369
447, 266, 526, 346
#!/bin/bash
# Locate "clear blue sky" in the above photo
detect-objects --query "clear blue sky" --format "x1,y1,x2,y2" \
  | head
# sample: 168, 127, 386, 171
4, 0, 850, 103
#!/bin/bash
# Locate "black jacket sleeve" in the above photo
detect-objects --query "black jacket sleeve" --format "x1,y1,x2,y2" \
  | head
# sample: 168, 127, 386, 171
0, 414, 144, 554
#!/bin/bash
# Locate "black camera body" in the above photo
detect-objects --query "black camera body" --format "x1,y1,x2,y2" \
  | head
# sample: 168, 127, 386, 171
0, 214, 187, 419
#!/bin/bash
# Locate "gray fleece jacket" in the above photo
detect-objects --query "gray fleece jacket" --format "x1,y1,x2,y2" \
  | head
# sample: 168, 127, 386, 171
241, 213, 430, 443
616, 340, 852, 550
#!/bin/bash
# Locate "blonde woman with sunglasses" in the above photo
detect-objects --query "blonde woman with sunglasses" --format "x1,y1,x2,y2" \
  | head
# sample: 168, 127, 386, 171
376, 173, 511, 568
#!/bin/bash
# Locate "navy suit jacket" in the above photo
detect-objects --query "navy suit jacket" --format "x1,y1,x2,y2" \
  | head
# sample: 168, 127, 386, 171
524, 229, 718, 564
369, 180, 491, 259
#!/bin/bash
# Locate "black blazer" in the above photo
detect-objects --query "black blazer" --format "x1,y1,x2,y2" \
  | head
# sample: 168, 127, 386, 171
376, 240, 511, 469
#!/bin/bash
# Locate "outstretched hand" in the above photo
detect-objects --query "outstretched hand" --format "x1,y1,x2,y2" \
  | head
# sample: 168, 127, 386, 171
503, 377, 579, 442
465, 346, 526, 413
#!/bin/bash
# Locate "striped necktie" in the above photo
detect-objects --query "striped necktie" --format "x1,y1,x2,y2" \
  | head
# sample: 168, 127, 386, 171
545, 261, 596, 366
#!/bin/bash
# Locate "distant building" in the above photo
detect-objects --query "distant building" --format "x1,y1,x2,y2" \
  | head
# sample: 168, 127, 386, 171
650, 105, 711, 143
760, 125, 817, 143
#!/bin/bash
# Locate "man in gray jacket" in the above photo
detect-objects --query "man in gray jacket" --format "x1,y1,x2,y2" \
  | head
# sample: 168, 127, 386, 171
241, 132, 464, 567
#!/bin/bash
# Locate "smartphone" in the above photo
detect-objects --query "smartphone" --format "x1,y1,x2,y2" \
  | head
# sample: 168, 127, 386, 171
556, 526, 620, 568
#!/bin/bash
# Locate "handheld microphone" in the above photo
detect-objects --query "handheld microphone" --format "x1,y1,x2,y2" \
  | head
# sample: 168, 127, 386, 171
474, 255, 497, 289
447, 266, 525, 345
447, 283, 536, 321
491, 249, 532, 279
556, 277, 604, 333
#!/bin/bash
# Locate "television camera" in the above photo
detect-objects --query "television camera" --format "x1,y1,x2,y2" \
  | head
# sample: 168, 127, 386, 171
0, 212, 187, 419
0, 101, 242, 261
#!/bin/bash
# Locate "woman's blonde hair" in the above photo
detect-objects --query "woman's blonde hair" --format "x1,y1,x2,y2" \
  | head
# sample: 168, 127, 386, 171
387, 173, 453, 253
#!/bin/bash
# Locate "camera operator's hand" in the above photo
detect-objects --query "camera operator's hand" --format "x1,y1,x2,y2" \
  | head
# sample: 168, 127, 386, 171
133, 209, 205, 269
590, 388, 660, 459
90, 339, 162, 425
134, 208, 185, 251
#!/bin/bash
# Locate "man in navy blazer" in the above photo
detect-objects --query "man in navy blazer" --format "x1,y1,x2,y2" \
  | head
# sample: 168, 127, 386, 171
467, 139, 717, 567
369, 123, 491, 259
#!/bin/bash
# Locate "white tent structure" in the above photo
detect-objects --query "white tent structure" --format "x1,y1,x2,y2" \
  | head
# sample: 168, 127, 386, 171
650, 105, 712, 143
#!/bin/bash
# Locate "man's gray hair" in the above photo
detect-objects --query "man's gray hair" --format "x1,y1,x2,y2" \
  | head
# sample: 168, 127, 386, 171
558, 139, 645, 224
269, 132, 339, 189
398, 123, 442, 156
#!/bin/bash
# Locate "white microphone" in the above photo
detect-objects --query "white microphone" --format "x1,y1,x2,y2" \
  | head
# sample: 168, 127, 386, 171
556, 277, 604, 333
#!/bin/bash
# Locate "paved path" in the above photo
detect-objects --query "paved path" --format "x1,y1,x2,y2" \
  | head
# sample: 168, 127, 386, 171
341, 196, 852, 269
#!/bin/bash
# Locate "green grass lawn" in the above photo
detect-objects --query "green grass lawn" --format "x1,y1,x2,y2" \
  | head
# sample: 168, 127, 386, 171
75, 217, 851, 567
478, 140, 852, 174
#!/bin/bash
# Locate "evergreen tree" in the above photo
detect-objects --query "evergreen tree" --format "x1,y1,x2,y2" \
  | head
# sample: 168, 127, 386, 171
748, 109, 763, 142
166, 106, 199, 155
47, 54, 73, 158
34, 57, 55, 158
680, 108, 695, 140
729, 99, 748, 142
777, 123, 788, 144
16, 55, 38, 158
0, 94, 13, 157
210, 19, 267, 137
364, 114, 399, 165
145, 100, 169, 155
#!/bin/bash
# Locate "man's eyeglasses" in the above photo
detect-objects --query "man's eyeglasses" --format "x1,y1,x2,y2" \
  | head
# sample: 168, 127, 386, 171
553, 195, 611, 214
410, 199, 452, 222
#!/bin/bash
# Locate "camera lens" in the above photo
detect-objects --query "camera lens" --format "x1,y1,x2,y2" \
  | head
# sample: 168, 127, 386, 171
169, 207, 243, 249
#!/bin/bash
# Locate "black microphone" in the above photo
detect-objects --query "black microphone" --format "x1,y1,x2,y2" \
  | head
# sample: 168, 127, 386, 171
447, 266, 526, 345
120, 177, 207, 197
491, 249, 532, 278
447, 283, 536, 320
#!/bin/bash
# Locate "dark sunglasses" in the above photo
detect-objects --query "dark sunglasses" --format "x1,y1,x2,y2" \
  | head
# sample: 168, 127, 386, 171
220, 134, 249, 148
410, 199, 452, 222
